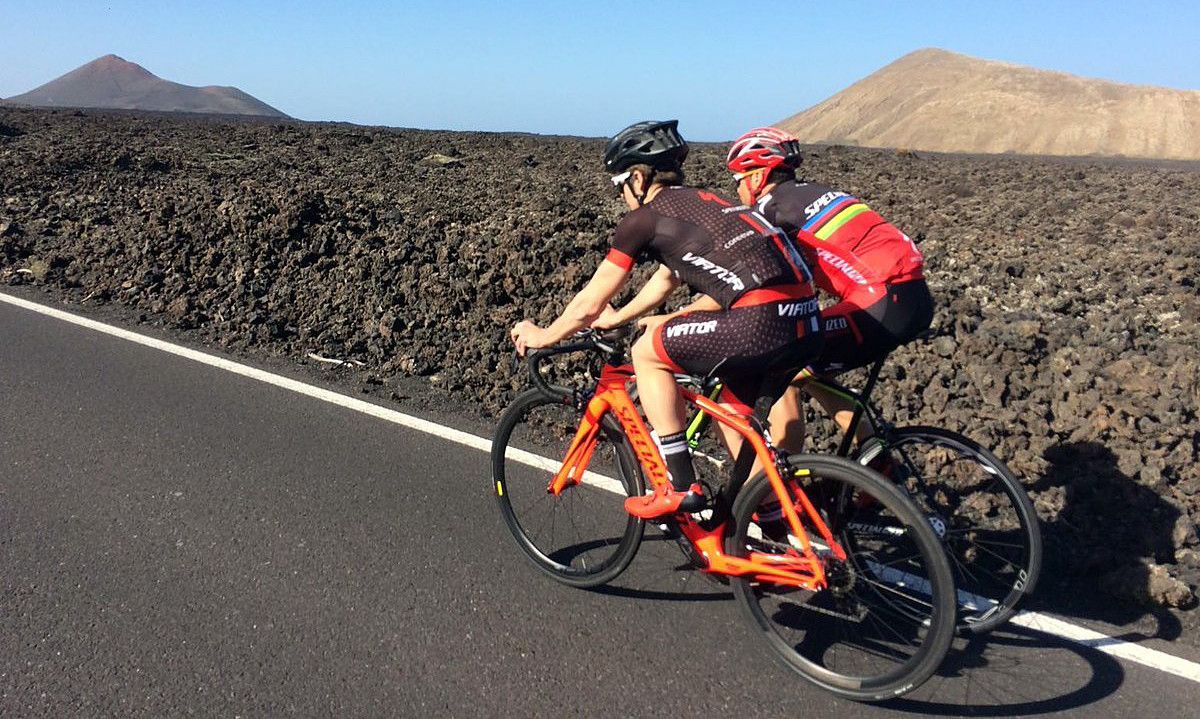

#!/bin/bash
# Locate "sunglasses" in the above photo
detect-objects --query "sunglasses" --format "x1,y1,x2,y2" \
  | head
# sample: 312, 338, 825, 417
610, 170, 632, 193
732, 169, 766, 184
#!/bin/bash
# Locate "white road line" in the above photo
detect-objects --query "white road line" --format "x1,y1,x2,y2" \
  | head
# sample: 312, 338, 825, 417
3, 289, 1199, 685
501, 444, 626, 496
0, 291, 499, 447
1010, 612, 1200, 683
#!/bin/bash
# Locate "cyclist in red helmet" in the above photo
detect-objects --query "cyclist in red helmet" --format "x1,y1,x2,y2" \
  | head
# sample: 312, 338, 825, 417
511, 120, 822, 519
726, 126, 935, 451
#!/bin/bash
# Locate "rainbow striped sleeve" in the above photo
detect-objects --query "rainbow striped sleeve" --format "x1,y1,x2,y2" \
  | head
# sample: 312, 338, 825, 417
802, 196, 872, 240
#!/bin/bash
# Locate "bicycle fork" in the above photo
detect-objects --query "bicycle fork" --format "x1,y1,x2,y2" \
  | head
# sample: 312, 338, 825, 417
549, 373, 674, 496
548, 401, 605, 495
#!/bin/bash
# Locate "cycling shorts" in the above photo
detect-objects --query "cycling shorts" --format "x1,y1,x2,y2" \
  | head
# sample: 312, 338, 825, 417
652, 285, 823, 415
810, 278, 934, 376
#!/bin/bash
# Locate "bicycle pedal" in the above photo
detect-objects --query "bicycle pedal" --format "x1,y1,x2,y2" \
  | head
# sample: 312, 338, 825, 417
675, 489, 707, 514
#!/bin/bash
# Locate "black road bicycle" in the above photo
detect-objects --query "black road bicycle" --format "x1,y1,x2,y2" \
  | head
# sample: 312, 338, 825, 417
684, 353, 1042, 635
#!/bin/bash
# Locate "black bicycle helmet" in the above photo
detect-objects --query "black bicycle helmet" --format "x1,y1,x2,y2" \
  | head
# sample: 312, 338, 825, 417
604, 119, 689, 173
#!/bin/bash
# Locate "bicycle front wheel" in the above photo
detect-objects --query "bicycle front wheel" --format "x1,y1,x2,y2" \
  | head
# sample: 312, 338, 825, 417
857, 427, 1042, 634
492, 389, 645, 588
727, 455, 956, 702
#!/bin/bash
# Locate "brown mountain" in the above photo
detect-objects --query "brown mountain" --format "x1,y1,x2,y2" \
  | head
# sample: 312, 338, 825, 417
778, 48, 1200, 160
3, 54, 288, 118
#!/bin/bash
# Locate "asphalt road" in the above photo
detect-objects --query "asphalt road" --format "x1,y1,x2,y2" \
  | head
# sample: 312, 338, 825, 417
2, 297, 1198, 717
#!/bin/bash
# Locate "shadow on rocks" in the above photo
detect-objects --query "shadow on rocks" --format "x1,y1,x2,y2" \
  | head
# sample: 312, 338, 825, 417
1030, 441, 1198, 632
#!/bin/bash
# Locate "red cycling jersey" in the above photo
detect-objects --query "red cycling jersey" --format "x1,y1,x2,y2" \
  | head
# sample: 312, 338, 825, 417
756, 180, 924, 307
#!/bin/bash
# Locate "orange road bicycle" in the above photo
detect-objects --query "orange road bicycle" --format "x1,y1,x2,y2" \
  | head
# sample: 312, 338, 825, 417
683, 352, 1043, 635
492, 327, 956, 702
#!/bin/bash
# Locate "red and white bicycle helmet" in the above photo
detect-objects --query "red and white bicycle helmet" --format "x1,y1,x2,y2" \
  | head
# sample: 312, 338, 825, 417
726, 127, 803, 201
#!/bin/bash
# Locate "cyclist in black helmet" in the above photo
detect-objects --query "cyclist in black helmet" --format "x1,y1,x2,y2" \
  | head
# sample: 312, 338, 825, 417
511, 120, 822, 519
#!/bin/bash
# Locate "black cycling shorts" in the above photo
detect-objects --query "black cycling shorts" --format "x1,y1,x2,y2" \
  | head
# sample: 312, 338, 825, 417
652, 287, 823, 415
810, 278, 935, 376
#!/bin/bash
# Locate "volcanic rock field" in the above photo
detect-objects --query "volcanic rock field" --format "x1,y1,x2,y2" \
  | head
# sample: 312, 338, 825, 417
1, 107, 1198, 611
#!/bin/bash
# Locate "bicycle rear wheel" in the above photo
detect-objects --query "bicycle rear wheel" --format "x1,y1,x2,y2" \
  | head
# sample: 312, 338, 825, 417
492, 389, 645, 588
727, 455, 955, 702
857, 427, 1042, 634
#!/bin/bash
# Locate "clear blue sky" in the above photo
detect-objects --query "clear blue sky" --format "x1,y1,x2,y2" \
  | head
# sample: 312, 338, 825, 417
2, 1, 1198, 140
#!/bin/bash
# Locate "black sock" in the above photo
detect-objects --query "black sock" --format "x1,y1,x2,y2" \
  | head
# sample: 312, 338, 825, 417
658, 431, 696, 492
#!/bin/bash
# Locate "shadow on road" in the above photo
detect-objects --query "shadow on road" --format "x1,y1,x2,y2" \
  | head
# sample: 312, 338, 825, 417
884, 624, 1124, 716
594, 491, 1146, 717
588, 533, 733, 603
604, 531, 1130, 716
577, 447, 1195, 715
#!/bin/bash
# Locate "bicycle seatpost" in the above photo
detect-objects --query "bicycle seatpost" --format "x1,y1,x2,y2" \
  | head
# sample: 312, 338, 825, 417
837, 356, 888, 456
752, 394, 775, 430
859, 356, 887, 405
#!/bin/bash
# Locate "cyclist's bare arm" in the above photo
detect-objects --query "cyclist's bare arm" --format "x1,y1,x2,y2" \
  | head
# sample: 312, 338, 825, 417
594, 264, 679, 328
511, 259, 629, 353
679, 293, 720, 314
601, 277, 723, 331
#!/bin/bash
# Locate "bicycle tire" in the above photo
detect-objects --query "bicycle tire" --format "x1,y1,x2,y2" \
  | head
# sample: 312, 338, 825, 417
727, 454, 956, 702
492, 388, 645, 588
856, 426, 1042, 634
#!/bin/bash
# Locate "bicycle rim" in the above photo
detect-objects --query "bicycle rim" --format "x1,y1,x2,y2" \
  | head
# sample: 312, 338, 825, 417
728, 455, 955, 702
858, 427, 1042, 634
492, 389, 645, 588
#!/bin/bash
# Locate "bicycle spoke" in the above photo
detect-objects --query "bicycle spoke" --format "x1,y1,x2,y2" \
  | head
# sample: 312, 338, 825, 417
861, 604, 922, 650
521, 493, 558, 543
944, 530, 1026, 549
954, 549, 1021, 588
494, 391, 645, 588
879, 428, 1041, 633
965, 536, 1027, 559
858, 575, 938, 611
728, 457, 956, 700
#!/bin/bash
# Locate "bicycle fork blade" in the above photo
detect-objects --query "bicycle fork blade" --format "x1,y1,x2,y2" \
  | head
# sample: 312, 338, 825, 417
548, 410, 605, 495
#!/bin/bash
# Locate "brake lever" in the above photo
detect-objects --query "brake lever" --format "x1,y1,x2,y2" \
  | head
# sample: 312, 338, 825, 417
587, 322, 638, 355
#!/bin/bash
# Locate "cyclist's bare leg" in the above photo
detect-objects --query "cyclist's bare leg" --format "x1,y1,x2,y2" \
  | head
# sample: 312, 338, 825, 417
706, 386, 806, 479
630, 334, 686, 436
716, 371, 870, 475
805, 381, 874, 445
767, 384, 807, 454
627, 335, 706, 514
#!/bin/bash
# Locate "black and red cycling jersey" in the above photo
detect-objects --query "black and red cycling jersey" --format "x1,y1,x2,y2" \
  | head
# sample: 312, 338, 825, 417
654, 296, 822, 414
755, 180, 924, 306
606, 186, 814, 307
756, 179, 934, 375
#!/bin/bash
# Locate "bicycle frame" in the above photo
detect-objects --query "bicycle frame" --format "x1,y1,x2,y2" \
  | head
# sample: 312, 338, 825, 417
549, 360, 845, 590
685, 358, 891, 459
